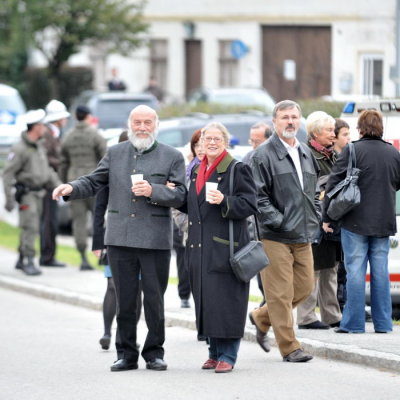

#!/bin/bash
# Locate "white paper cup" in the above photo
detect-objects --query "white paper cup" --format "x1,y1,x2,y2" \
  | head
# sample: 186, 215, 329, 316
131, 174, 143, 185
205, 182, 218, 202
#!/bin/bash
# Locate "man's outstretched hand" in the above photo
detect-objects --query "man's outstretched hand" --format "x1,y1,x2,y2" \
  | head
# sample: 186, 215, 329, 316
52, 184, 73, 200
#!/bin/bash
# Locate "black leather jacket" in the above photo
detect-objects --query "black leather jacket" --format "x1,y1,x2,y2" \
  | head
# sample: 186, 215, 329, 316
251, 133, 321, 244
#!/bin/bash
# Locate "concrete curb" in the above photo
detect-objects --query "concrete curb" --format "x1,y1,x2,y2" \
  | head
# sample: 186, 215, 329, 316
1, 275, 399, 373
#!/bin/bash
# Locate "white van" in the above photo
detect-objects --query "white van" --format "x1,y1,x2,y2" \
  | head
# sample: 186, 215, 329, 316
340, 99, 400, 150
0, 83, 26, 161
340, 99, 400, 318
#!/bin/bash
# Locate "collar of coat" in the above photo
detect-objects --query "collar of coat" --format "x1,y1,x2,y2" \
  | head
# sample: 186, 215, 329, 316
193, 152, 235, 175
132, 140, 158, 154
270, 132, 309, 161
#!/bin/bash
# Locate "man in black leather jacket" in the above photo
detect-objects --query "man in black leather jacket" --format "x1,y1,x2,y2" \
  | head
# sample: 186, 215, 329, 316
249, 100, 320, 363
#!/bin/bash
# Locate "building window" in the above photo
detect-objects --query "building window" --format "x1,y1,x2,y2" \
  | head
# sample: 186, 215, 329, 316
149, 39, 168, 91
361, 54, 383, 96
219, 40, 238, 87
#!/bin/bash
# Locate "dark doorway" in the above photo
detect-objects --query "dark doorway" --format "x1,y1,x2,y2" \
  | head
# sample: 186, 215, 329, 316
185, 40, 202, 100
262, 26, 331, 100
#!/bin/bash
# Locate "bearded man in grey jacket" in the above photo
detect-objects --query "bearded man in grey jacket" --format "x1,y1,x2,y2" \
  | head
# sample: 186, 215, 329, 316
53, 105, 187, 372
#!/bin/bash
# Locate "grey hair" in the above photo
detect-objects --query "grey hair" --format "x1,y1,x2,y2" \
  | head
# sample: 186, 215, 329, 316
251, 121, 272, 139
201, 122, 231, 145
272, 100, 302, 118
306, 111, 335, 139
127, 105, 159, 127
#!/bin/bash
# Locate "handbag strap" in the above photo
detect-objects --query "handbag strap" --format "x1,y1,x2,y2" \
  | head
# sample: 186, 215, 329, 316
228, 161, 261, 259
228, 162, 238, 259
346, 142, 356, 176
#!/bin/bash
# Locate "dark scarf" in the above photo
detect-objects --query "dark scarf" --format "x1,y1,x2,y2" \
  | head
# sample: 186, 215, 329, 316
196, 150, 228, 195
309, 139, 333, 159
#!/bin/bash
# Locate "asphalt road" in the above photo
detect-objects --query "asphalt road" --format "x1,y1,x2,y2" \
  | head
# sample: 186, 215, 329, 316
1, 287, 399, 400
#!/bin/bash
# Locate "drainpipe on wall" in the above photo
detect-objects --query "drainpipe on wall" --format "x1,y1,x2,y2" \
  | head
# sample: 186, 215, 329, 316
396, 0, 400, 97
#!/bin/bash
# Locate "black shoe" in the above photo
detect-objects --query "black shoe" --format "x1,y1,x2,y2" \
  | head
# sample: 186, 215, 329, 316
110, 359, 138, 372
99, 334, 111, 350
283, 349, 313, 363
329, 321, 341, 328
298, 320, 330, 330
22, 258, 42, 276
80, 263, 94, 271
334, 327, 349, 333
146, 358, 167, 371
15, 256, 24, 270
40, 259, 66, 267
180, 299, 190, 308
249, 312, 271, 352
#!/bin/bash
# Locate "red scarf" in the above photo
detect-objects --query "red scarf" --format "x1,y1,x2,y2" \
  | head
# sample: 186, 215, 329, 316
309, 139, 333, 160
196, 150, 228, 195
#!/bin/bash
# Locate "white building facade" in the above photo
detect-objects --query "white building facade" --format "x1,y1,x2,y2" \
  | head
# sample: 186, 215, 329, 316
68, 0, 397, 102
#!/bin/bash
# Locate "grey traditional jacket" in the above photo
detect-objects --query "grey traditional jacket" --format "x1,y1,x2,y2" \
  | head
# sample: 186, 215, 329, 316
66, 140, 187, 250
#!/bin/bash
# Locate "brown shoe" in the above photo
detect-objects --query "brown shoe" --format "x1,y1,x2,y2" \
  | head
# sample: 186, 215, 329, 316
249, 311, 271, 352
283, 349, 313, 363
201, 359, 218, 370
215, 361, 233, 373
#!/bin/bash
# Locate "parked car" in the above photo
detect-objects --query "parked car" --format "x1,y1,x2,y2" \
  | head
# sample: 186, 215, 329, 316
65, 90, 159, 136
341, 99, 400, 318
0, 84, 26, 162
188, 87, 275, 114
365, 193, 400, 320
156, 112, 269, 160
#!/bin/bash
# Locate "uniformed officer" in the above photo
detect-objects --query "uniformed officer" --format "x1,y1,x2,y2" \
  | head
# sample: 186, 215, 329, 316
40, 99, 70, 267
3, 109, 61, 276
59, 105, 107, 270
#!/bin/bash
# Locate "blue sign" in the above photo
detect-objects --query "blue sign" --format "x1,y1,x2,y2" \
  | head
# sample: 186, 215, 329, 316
0, 110, 17, 125
231, 40, 249, 59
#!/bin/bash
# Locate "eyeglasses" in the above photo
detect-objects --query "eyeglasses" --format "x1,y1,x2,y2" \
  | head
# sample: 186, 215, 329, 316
202, 136, 223, 144
248, 139, 263, 145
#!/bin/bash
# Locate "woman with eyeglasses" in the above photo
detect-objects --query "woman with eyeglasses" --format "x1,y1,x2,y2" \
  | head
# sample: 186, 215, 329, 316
182, 122, 257, 373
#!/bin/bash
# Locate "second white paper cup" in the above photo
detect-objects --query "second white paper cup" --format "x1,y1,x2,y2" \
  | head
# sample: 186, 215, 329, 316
131, 174, 143, 185
205, 182, 218, 202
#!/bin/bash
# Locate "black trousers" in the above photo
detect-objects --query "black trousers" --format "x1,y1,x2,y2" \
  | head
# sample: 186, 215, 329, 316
174, 246, 191, 300
40, 189, 58, 264
108, 245, 170, 362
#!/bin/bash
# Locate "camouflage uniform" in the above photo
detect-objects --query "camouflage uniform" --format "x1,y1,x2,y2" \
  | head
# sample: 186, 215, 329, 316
59, 121, 107, 267
3, 132, 60, 260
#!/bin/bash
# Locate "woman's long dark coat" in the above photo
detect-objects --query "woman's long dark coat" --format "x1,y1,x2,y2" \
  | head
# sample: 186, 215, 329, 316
185, 154, 257, 338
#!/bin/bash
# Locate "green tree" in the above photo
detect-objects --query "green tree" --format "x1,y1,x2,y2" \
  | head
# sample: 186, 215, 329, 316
1, 0, 148, 98
0, 1, 30, 93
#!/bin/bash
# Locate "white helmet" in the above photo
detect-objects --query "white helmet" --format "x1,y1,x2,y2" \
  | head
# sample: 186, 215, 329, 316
43, 99, 70, 123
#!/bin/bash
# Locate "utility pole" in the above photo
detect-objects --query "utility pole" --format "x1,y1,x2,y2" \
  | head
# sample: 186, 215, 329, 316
396, 0, 400, 96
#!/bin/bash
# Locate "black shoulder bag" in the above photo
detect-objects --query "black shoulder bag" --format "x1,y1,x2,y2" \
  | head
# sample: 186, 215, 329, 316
229, 162, 269, 282
325, 143, 361, 221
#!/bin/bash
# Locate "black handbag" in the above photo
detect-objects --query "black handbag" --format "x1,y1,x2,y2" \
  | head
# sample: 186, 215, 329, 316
228, 162, 269, 282
326, 143, 361, 221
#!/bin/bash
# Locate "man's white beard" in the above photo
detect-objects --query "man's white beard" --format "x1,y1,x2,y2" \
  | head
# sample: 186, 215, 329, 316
282, 128, 297, 139
128, 128, 157, 151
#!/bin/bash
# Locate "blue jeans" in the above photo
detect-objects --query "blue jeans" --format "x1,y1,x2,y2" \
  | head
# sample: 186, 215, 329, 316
340, 228, 392, 333
208, 338, 241, 365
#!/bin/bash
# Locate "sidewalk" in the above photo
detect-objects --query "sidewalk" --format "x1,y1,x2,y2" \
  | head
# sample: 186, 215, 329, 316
0, 246, 399, 373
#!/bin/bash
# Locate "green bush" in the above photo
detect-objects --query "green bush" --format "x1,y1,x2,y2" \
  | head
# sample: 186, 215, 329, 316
159, 102, 267, 119
158, 99, 345, 120
297, 98, 346, 118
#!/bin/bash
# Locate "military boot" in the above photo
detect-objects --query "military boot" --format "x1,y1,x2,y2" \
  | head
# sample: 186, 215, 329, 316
22, 257, 42, 276
80, 251, 94, 271
15, 253, 24, 270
